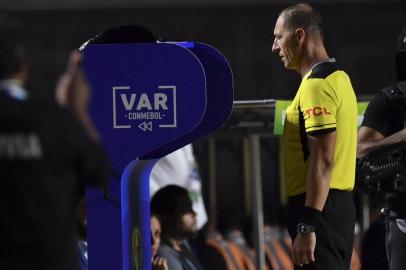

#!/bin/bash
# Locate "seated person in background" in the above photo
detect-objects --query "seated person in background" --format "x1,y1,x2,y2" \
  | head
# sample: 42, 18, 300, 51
262, 224, 294, 270
150, 144, 208, 231
218, 210, 256, 270
151, 185, 204, 270
151, 214, 169, 270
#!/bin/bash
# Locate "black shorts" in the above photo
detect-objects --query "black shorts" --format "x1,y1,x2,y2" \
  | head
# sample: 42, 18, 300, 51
286, 190, 356, 270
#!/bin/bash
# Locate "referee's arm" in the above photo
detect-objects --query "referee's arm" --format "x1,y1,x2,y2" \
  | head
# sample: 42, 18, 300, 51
305, 131, 336, 211
291, 131, 336, 266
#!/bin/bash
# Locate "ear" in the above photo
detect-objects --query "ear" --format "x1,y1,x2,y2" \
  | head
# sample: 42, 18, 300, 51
295, 28, 306, 47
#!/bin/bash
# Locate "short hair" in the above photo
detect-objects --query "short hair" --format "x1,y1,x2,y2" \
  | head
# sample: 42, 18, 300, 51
151, 185, 192, 218
0, 14, 26, 80
279, 3, 324, 40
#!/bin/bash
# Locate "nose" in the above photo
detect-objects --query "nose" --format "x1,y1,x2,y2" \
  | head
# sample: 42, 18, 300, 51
272, 38, 279, 53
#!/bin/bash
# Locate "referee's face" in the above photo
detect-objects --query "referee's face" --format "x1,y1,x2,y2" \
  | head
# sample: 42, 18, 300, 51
272, 15, 301, 70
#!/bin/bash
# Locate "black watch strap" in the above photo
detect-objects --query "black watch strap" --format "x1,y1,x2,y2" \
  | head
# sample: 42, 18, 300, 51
297, 222, 316, 235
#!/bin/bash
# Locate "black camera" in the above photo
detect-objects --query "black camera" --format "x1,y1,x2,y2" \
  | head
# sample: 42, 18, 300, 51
356, 142, 406, 216
356, 142, 406, 192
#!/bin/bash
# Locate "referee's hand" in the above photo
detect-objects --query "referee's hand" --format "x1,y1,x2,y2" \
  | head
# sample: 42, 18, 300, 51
292, 232, 316, 266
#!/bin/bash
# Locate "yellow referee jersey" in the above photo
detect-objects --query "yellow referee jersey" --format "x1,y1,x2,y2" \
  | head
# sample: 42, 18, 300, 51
283, 61, 358, 197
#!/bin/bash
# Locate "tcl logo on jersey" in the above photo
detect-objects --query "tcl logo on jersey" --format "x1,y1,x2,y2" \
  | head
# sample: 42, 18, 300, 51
304, 106, 332, 117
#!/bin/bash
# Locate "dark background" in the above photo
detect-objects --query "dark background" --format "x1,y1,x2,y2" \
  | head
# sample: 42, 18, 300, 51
6, 1, 406, 100
4, 0, 406, 225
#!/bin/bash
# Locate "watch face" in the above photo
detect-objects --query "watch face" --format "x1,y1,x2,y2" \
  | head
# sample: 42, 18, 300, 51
298, 223, 308, 234
297, 222, 315, 234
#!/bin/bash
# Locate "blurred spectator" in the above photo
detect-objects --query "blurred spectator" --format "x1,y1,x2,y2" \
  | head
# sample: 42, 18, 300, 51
218, 211, 256, 270
150, 144, 208, 230
0, 14, 109, 270
263, 225, 294, 270
151, 185, 204, 270
202, 229, 241, 270
151, 214, 169, 270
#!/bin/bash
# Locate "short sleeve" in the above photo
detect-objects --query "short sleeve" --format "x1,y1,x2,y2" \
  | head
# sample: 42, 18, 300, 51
300, 81, 337, 135
361, 92, 392, 137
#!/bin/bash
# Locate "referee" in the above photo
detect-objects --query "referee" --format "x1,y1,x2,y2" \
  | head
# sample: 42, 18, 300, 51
272, 4, 358, 270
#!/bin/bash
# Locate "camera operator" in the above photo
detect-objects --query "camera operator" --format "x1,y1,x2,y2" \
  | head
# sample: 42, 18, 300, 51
357, 26, 406, 270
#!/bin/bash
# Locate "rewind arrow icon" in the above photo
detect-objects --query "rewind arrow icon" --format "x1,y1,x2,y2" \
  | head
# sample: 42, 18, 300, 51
138, 121, 153, 132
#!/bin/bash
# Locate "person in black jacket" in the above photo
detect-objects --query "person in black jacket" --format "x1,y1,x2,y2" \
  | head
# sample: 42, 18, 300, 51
357, 26, 406, 270
0, 14, 110, 270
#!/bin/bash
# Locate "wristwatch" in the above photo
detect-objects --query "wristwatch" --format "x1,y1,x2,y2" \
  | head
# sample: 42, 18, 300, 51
297, 222, 315, 235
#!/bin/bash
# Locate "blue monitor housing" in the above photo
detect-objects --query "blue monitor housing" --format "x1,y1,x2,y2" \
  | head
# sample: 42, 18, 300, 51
82, 40, 233, 270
